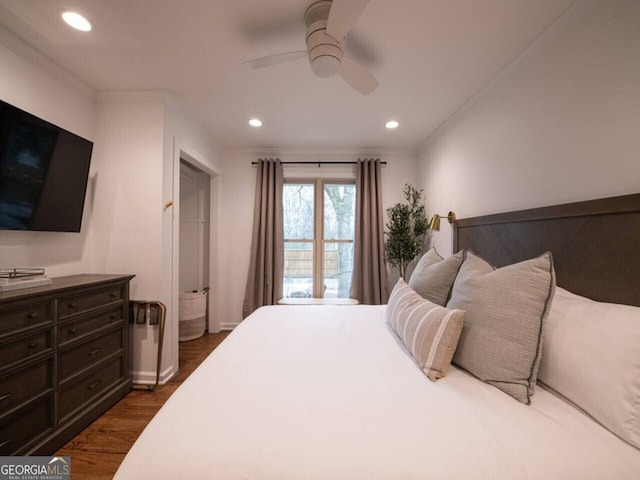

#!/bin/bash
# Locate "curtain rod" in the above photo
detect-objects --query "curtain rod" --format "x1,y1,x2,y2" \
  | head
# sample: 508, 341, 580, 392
251, 161, 387, 166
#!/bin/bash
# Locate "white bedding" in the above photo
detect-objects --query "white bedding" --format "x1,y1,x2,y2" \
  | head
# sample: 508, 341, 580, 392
115, 305, 640, 479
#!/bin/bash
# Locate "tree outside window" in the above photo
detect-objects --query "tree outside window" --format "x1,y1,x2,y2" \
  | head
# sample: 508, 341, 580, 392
283, 180, 355, 298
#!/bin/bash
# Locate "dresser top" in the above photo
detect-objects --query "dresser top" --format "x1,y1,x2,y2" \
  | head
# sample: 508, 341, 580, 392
0, 274, 135, 303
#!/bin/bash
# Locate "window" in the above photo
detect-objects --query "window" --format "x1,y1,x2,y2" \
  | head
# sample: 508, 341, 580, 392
283, 180, 355, 299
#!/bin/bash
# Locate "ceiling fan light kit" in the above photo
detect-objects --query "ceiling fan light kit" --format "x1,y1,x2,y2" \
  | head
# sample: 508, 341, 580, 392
244, 0, 378, 95
305, 1, 343, 78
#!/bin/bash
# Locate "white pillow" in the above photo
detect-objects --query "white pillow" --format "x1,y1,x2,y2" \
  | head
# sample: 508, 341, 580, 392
538, 287, 640, 449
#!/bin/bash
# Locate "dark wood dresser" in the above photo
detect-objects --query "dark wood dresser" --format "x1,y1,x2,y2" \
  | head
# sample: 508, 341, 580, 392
0, 274, 134, 455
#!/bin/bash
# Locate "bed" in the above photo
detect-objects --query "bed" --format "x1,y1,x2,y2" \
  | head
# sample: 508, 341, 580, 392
115, 193, 640, 479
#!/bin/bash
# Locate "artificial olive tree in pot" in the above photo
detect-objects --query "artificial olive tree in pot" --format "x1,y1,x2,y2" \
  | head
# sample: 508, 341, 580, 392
384, 184, 429, 280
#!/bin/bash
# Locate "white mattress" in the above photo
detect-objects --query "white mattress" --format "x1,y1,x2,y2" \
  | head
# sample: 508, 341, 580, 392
115, 305, 640, 479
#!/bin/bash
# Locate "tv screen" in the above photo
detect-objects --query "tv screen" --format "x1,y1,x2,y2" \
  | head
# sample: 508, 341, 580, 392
0, 99, 93, 232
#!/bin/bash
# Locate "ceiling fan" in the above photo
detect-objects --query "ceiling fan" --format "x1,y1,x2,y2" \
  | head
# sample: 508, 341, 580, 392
243, 0, 378, 96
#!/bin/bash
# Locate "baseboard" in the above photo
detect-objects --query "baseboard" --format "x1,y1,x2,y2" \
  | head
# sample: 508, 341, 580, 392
132, 365, 175, 386
219, 322, 238, 330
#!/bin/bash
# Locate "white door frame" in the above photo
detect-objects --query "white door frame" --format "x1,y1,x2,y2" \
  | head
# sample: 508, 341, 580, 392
171, 137, 221, 373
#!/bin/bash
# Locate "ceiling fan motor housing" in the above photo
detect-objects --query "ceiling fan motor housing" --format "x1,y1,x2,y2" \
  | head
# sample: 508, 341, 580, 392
305, 0, 344, 78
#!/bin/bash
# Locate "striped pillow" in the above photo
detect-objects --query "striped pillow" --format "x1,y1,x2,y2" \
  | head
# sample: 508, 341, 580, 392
386, 278, 465, 381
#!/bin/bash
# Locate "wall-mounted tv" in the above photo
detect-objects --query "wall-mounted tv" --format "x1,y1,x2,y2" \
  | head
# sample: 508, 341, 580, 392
0, 99, 93, 232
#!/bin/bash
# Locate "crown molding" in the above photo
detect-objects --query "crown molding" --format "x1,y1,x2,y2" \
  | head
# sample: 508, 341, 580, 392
223, 146, 416, 161
96, 90, 169, 104
0, 24, 95, 99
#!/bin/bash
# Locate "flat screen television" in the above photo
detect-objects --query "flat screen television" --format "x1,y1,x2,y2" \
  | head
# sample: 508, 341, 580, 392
0, 99, 93, 232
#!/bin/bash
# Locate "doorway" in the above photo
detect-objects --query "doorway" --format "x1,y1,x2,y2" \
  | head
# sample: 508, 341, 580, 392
178, 160, 211, 341
179, 161, 210, 293
169, 141, 220, 379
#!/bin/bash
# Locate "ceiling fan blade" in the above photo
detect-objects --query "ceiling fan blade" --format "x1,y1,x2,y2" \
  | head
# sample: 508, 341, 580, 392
243, 51, 306, 69
326, 0, 370, 40
340, 56, 378, 95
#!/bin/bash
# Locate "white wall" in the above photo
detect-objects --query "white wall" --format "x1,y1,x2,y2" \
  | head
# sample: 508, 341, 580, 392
416, 0, 640, 256
219, 149, 417, 328
90, 92, 166, 383
91, 92, 222, 384
0, 41, 96, 275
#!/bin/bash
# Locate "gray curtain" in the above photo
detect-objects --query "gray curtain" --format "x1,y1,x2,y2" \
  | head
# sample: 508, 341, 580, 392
350, 158, 389, 304
242, 159, 284, 318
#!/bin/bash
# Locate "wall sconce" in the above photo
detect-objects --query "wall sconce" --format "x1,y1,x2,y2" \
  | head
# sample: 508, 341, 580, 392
428, 211, 456, 231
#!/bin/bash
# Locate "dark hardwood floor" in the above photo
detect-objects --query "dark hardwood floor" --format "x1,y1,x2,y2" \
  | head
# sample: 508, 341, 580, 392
55, 331, 230, 479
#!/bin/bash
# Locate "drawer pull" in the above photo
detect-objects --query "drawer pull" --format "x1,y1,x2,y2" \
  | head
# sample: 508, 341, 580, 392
87, 348, 102, 357
68, 327, 77, 334
0, 392, 11, 403
0, 439, 9, 449
111, 313, 118, 319
109, 292, 119, 298
27, 311, 38, 319
87, 379, 102, 391
68, 301, 78, 309
28, 341, 39, 348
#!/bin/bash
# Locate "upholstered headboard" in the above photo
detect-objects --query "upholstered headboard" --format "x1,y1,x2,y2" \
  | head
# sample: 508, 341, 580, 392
453, 193, 640, 306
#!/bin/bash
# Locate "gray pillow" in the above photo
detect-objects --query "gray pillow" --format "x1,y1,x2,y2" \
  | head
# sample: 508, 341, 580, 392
408, 248, 464, 306
447, 251, 556, 404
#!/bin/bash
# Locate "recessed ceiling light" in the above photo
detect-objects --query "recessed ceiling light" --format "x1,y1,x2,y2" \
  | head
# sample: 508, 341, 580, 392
385, 120, 399, 129
61, 11, 93, 32
249, 118, 263, 127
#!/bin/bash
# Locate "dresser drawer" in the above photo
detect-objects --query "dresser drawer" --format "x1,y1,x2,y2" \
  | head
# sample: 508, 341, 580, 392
0, 330, 52, 369
0, 396, 53, 455
59, 356, 125, 422
0, 358, 53, 416
59, 284, 125, 318
58, 307, 124, 347
59, 328, 124, 382
0, 359, 53, 417
0, 302, 53, 337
